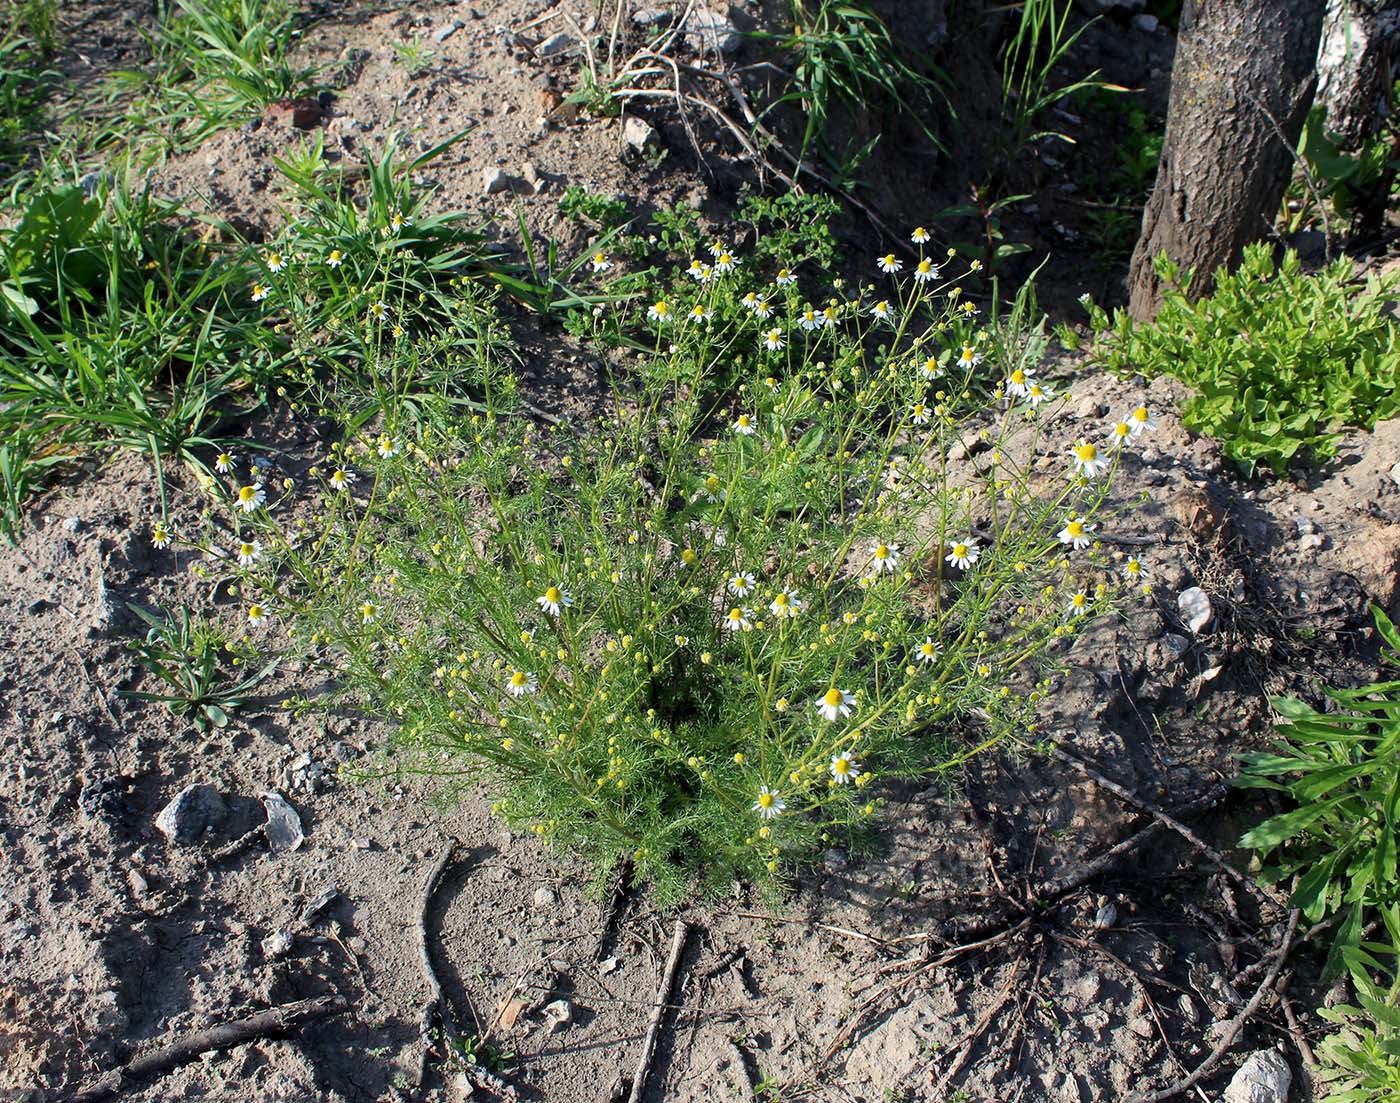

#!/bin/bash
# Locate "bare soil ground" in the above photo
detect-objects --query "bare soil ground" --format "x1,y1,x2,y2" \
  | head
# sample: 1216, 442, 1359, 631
5, 3, 1400, 1102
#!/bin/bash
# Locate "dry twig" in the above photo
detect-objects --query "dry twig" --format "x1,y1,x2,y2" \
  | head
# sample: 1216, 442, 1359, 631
628, 919, 691, 1103
56, 995, 348, 1103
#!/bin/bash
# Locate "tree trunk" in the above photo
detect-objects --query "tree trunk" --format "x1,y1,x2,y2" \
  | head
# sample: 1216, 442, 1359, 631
1317, 0, 1400, 146
1127, 0, 1326, 321
1316, 0, 1400, 243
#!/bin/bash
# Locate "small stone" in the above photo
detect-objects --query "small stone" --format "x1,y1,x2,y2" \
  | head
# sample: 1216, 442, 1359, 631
155, 783, 228, 845
1222, 1048, 1292, 1103
632, 7, 669, 26
127, 869, 150, 897
822, 847, 849, 872
1298, 532, 1325, 552
1071, 972, 1101, 1007
947, 442, 969, 462
262, 929, 294, 959
533, 886, 558, 909
1163, 632, 1192, 658
537, 31, 576, 56
1129, 1015, 1155, 1039
267, 97, 324, 129
1076, 395, 1103, 419
1092, 901, 1117, 930
1178, 587, 1213, 635
348, 936, 368, 955
1388, 460, 1400, 488
482, 167, 510, 195
433, 19, 464, 42
261, 791, 305, 855
1177, 992, 1199, 1026
1132, 12, 1159, 31
599, 956, 619, 975
80, 775, 127, 822
622, 115, 658, 156
300, 886, 339, 927
541, 998, 573, 1031
352, 836, 373, 851
684, 5, 741, 53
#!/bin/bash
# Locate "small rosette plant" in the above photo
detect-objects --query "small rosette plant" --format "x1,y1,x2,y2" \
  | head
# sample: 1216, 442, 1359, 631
174, 235, 1153, 900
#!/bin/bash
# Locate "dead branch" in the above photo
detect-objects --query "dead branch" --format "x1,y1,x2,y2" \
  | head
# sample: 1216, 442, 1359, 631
1049, 745, 1284, 916
628, 918, 691, 1103
56, 994, 348, 1103
1127, 909, 1300, 1103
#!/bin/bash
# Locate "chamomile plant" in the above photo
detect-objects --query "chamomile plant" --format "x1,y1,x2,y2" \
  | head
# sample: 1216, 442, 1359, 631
172, 232, 1149, 902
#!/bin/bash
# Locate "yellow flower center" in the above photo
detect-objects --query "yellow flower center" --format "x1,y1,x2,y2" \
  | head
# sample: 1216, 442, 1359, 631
511, 672, 527, 687
1133, 406, 1148, 421
240, 543, 255, 557
824, 688, 844, 708
545, 587, 562, 604
920, 642, 935, 656
918, 260, 932, 272
238, 486, 256, 502
736, 415, 750, 427
834, 757, 851, 775
758, 792, 775, 808
1011, 370, 1026, 384
774, 594, 789, 607
1067, 521, 1085, 537
728, 608, 743, 621
1075, 443, 1097, 461
1073, 594, 1087, 607
875, 545, 890, 559
953, 543, 968, 558
653, 302, 667, 315
681, 548, 697, 563
719, 253, 732, 265
249, 605, 263, 618
882, 255, 895, 266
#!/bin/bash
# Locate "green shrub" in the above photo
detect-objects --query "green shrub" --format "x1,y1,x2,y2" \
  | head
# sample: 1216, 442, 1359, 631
1238, 606, 1400, 1101
163, 222, 1153, 900
1083, 244, 1400, 475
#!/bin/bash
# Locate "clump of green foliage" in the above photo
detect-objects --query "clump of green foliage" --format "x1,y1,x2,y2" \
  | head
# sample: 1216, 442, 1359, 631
1238, 606, 1400, 1102
160, 202, 1150, 900
1082, 244, 1400, 476
0, 0, 58, 171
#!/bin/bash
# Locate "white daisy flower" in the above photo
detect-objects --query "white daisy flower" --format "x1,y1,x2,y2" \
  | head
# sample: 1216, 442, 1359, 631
328, 468, 357, 491
537, 584, 573, 617
830, 752, 862, 784
1027, 381, 1054, 407
1105, 419, 1134, 449
917, 355, 941, 380
506, 669, 539, 697
265, 251, 287, 272
688, 303, 711, 324
327, 249, 343, 268
214, 452, 236, 474
235, 483, 266, 513
797, 307, 821, 332
1128, 405, 1157, 435
1005, 366, 1035, 397
876, 253, 903, 274
590, 252, 612, 272
870, 300, 893, 321
1069, 438, 1109, 478
247, 603, 270, 627
235, 540, 263, 567
152, 523, 172, 549
914, 636, 940, 665
753, 785, 785, 819
376, 435, 398, 458
701, 474, 725, 503
687, 259, 708, 281
1058, 517, 1095, 550
913, 257, 940, 283
647, 300, 671, 324
957, 345, 983, 370
706, 241, 727, 259
1066, 590, 1090, 617
360, 600, 379, 624
728, 571, 757, 597
910, 226, 930, 244
251, 283, 270, 302
816, 686, 856, 722
820, 306, 838, 328
945, 537, 980, 570
910, 401, 931, 425
368, 300, 388, 321
723, 606, 753, 632
713, 250, 738, 273
769, 590, 802, 619
763, 328, 785, 351
774, 268, 797, 286
751, 296, 773, 319
869, 541, 901, 574
1123, 557, 1149, 583
732, 413, 757, 436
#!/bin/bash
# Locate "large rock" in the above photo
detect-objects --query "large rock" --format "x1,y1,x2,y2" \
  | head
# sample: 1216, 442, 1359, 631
1223, 1049, 1292, 1103
154, 783, 227, 845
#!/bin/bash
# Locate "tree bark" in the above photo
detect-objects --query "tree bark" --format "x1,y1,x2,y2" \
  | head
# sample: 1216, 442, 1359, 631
1317, 0, 1400, 147
1127, 0, 1327, 321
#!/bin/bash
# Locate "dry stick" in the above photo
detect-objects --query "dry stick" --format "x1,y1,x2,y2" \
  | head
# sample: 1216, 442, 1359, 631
628, 919, 691, 1103
57, 995, 348, 1103
1049, 745, 1283, 915
1275, 971, 1318, 1072
416, 840, 515, 1101
1243, 87, 1333, 262
1127, 909, 1300, 1103
929, 955, 1026, 1099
